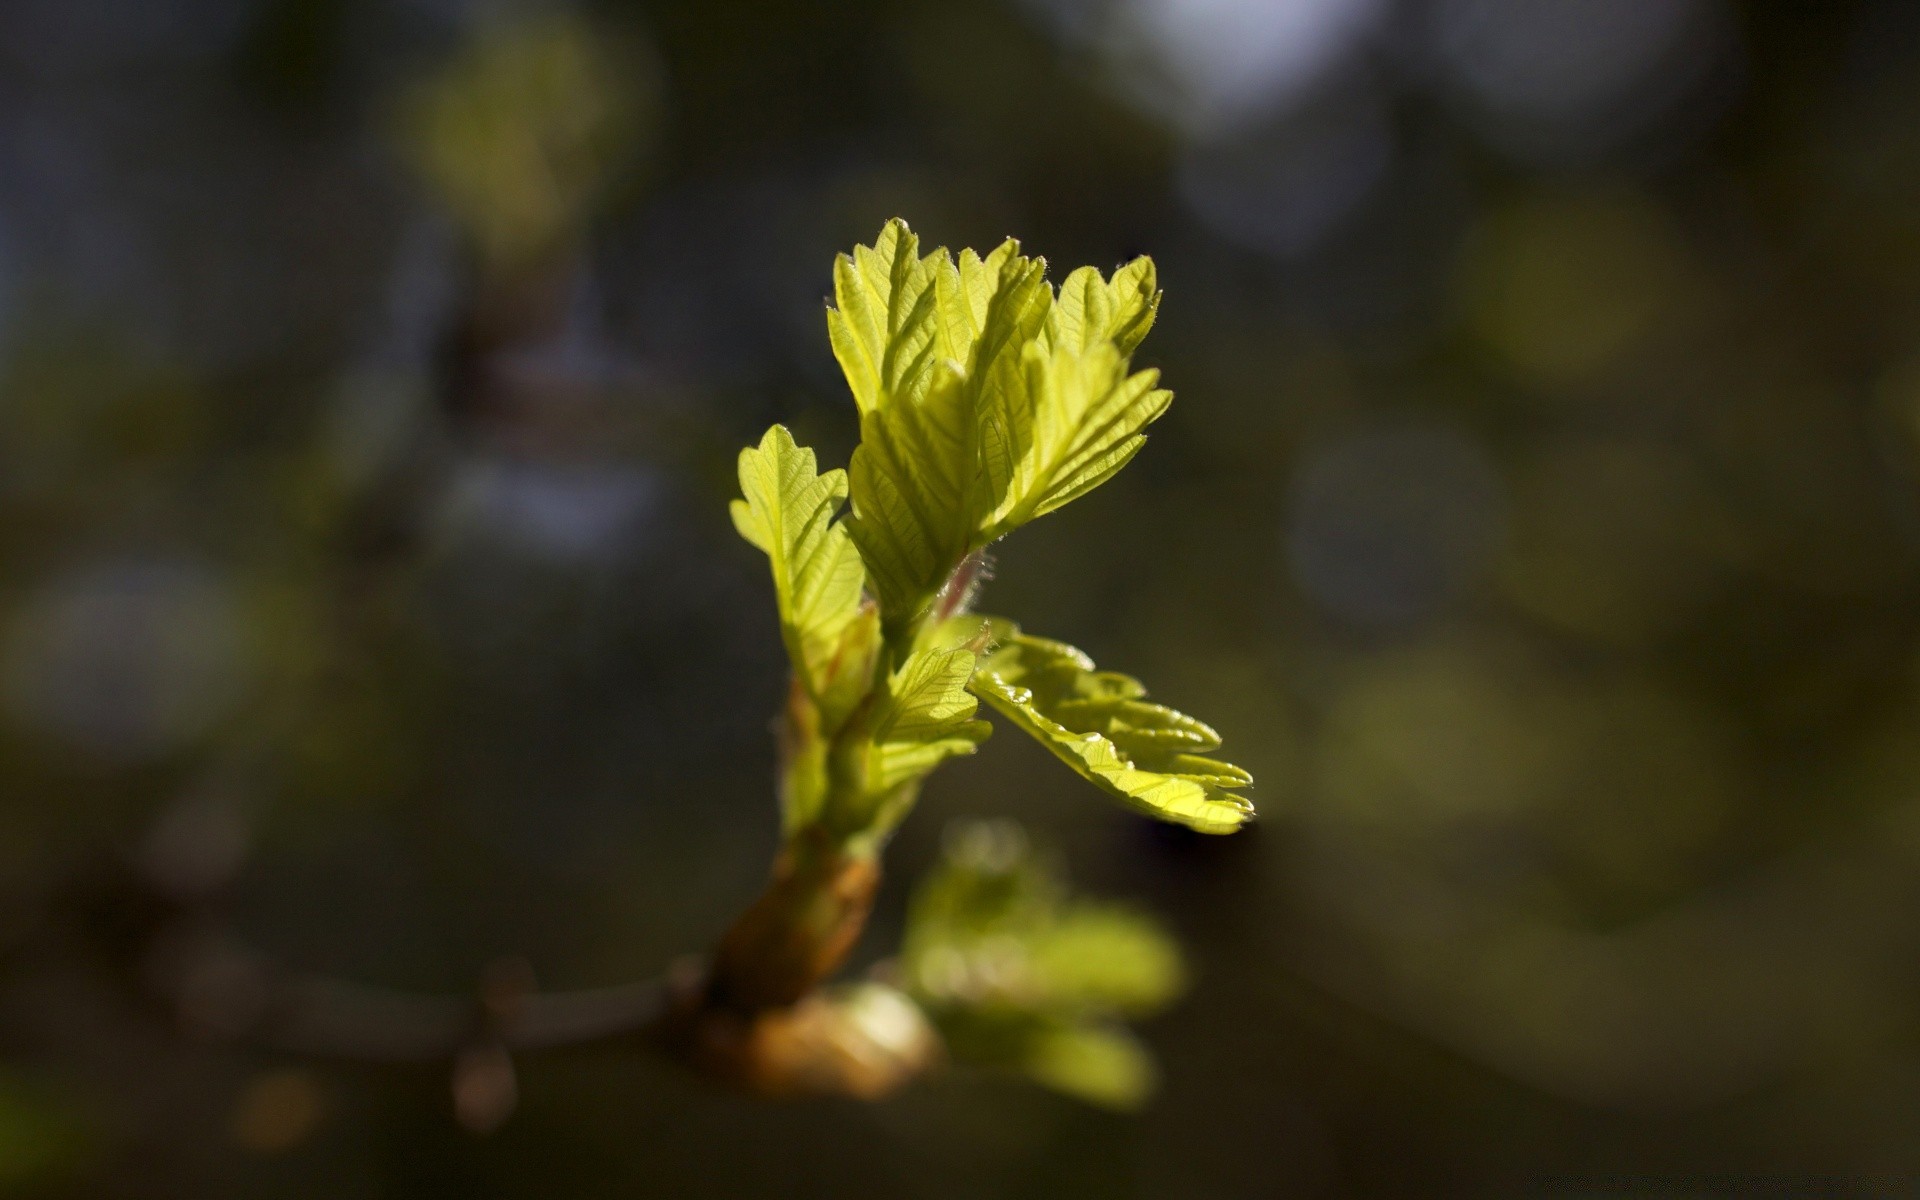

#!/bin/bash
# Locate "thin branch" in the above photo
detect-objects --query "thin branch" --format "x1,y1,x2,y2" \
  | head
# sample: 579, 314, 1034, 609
156, 932, 675, 1064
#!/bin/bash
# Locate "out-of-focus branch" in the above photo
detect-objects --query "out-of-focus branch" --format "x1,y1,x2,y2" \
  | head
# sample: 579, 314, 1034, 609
135, 807, 939, 1126
149, 924, 678, 1063
145, 923, 686, 1132
145, 898, 937, 1130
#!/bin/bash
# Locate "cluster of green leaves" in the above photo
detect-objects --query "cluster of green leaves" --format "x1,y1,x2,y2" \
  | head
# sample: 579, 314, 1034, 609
732, 219, 1252, 847
899, 821, 1184, 1109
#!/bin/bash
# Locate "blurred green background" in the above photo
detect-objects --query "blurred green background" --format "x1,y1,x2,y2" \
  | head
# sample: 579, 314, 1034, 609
4, 0, 1920, 1194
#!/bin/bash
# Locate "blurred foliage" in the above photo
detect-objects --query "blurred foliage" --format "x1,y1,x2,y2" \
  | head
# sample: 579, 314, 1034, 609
901, 820, 1183, 1109
396, 12, 659, 274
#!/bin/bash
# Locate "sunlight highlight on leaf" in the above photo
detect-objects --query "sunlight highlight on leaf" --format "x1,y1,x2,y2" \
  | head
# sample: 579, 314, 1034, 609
968, 619, 1254, 833
827, 221, 1173, 633
827, 219, 946, 416
731, 426, 871, 722
1044, 258, 1160, 357
982, 343, 1173, 538
848, 367, 978, 631
864, 647, 992, 795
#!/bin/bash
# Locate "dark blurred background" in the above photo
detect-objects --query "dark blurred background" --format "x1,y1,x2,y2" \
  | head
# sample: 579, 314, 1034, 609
4, 0, 1920, 1194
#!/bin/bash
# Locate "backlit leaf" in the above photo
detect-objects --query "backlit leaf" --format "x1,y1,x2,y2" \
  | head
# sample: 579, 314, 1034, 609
968, 620, 1253, 833
843, 234, 1056, 629
981, 343, 1173, 539
1044, 258, 1159, 357
847, 366, 978, 630
731, 425, 870, 719
863, 647, 992, 796
826, 218, 946, 416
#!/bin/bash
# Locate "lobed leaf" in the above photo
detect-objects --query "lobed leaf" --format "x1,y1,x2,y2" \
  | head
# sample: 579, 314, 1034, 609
847, 366, 978, 630
830, 223, 1175, 603
966, 243, 1056, 529
941, 240, 1052, 377
863, 647, 992, 797
981, 343, 1173, 539
1044, 257, 1159, 357
731, 425, 871, 720
967, 620, 1253, 833
826, 218, 946, 416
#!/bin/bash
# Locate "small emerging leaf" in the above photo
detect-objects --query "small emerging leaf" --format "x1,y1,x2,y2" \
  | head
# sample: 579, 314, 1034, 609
827, 218, 945, 416
901, 819, 1184, 1015
981, 343, 1172, 539
1022, 1022, 1156, 1111
847, 367, 978, 631
1026, 907, 1185, 1017
968, 620, 1253, 833
899, 819, 1182, 1110
731, 425, 870, 722
1044, 258, 1159, 358
863, 648, 992, 796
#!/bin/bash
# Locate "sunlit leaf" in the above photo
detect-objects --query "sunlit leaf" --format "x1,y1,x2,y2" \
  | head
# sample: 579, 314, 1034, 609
968, 620, 1253, 833
980, 343, 1172, 539
841, 229, 1057, 629
967, 243, 1056, 528
731, 425, 871, 721
863, 647, 991, 796
955, 242, 1054, 381
847, 367, 978, 630
830, 223, 1174, 611
827, 218, 946, 416
1044, 258, 1159, 357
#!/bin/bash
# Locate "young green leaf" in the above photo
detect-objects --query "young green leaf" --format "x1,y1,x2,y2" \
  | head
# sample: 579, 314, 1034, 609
826, 218, 945, 416
955, 242, 1054, 391
1025, 906, 1185, 1017
863, 647, 992, 796
964, 243, 1055, 528
730, 425, 870, 719
980, 343, 1173, 540
844, 237, 1058, 631
967, 620, 1253, 834
1044, 258, 1160, 357
830, 224, 1172, 594
846, 365, 979, 631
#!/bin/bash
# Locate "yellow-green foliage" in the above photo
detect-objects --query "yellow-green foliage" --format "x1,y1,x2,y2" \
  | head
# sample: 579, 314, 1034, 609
901, 821, 1185, 1109
396, 14, 654, 271
732, 219, 1252, 837
730, 426, 873, 728
966, 617, 1254, 834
